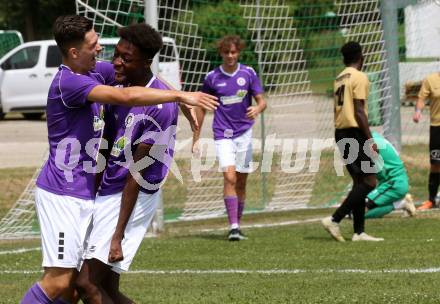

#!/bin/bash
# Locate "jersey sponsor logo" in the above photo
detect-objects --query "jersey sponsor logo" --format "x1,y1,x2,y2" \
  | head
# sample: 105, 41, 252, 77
221, 95, 242, 105
220, 90, 248, 105
111, 136, 130, 157
237, 77, 246, 86
217, 82, 227, 87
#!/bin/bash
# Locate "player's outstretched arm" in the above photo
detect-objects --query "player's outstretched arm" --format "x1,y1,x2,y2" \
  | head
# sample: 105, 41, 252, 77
88, 85, 218, 110
108, 143, 151, 263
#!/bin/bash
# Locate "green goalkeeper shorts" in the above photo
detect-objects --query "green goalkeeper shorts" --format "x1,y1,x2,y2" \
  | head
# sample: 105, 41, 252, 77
366, 176, 409, 207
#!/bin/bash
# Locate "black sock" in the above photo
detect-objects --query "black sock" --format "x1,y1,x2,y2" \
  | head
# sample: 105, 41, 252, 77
352, 183, 374, 234
428, 172, 440, 204
332, 182, 374, 235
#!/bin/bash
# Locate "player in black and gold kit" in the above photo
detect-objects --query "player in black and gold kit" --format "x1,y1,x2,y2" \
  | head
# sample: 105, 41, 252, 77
413, 72, 440, 210
322, 41, 384, 242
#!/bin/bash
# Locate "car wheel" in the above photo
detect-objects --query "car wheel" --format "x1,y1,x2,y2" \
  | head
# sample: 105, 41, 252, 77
23, 113, 43, 120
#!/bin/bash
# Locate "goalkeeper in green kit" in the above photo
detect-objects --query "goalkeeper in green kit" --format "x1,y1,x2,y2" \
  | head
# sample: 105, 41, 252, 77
365, 132, 416, 218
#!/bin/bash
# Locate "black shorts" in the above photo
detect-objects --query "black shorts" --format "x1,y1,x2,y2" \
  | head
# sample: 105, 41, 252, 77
430, 126, 440, 164
335, 128, 375, 176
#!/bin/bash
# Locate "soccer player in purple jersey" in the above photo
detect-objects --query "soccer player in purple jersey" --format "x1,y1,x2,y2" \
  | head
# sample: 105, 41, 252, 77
75, 23, 184, 304
192, 35, 267, 241
20, 15, 217, 304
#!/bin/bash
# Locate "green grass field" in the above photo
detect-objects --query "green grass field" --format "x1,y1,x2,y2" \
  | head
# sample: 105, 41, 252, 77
0, 143, 436, 303
2, 209, 440, 303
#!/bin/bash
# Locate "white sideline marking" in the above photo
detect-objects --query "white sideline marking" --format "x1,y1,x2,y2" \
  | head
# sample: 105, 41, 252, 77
199, 218, 322, 233
0, 247, 41, 255
3, 268, 440, 275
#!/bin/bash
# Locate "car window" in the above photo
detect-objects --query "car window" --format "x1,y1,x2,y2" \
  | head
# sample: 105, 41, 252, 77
98, 44, 116, 62
1, 46, 40, 70
46, 45, 62, 68
159, 42, 177, 63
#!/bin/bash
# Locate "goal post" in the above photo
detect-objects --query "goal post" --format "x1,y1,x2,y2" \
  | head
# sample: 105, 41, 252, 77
0, 0, 435, 239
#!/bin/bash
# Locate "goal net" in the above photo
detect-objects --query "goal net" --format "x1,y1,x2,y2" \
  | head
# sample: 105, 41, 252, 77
0, 30, 23, 58
0, 0, 433, 238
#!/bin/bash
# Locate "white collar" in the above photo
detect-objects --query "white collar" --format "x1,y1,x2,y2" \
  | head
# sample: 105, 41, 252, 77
219, 63, 240, 77
145, 75, 156, 88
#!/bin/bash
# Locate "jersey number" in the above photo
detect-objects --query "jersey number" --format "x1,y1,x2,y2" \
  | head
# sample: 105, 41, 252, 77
335, 85, 345, 106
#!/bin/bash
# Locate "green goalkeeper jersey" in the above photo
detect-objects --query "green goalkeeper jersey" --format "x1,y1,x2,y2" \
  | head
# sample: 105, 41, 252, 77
372, 132, 407, 184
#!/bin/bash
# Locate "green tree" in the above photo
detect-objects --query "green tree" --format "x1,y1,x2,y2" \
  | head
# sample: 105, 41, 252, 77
191, 0, 257, 70
0, 0, 75, 41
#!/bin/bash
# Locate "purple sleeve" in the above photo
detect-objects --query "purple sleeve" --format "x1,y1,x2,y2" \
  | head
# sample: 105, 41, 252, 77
249, 68, 264, 96
94, 61, 116, 86
201, 74, 213, 94
59, 71, 101, 108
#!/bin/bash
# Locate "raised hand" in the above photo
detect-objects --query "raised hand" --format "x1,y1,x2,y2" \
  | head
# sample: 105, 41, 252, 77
178, 91, 218, 111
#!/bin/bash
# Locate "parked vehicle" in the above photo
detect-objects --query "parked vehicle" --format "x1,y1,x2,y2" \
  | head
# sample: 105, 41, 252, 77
0, 37, 181, 119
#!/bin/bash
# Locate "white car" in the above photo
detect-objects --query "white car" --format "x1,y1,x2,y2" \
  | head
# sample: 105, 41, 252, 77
0, 37, 181, 119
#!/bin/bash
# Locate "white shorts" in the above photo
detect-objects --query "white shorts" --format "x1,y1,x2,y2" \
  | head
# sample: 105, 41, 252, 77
35, 187, 94, 269
84, 191, 159, 273
215, 128, 253, 173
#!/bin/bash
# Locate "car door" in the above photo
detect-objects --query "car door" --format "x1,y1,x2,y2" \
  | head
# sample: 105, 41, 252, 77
0, 44, 43, 112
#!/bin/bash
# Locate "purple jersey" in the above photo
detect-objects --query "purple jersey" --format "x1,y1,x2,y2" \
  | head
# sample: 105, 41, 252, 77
98, 76, 178, 196
36, 61, 115, 200
201, 63, 264, 140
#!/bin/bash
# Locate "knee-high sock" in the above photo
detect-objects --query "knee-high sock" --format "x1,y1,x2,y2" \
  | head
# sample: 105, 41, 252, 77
21, 283, 52, 304
224, 196, 239, 229
332, 182, 375, 234
429, 172, 440, 204
365, 205, 394, 219
238, 201, 245, 224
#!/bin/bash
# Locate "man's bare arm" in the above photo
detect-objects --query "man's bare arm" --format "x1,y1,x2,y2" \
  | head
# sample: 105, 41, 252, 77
108, 143, 151, 263
88, 85, 218, 110
354, 99, 372, 140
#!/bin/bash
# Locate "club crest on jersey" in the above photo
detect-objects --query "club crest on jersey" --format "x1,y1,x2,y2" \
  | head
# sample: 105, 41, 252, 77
93, 117, 104, 132
237, 77, 246, 86
125, 113, 135, 128
111, 136, 130, 157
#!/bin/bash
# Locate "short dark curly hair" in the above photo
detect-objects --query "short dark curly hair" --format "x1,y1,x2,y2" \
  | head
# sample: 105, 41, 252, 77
216, 35, 245, 53
341, 41, 363, 65
53, 15, 93, 57
117, 23, 163, 60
